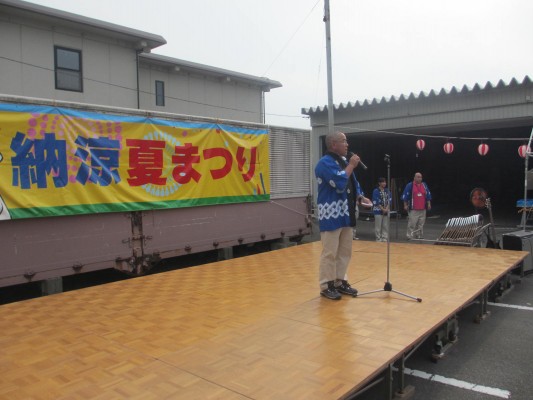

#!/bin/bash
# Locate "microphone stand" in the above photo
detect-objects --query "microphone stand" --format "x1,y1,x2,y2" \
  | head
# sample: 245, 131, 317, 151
357, 154, 422, 302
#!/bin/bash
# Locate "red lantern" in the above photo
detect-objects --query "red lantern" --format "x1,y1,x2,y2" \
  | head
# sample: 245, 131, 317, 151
518, 144, 530, 158
443, 142, 454, 154
416, 139, 425, 151
478, 143, 489, 156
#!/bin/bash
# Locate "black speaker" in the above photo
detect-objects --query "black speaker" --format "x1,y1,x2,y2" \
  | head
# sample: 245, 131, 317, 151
502, 230, 533, 273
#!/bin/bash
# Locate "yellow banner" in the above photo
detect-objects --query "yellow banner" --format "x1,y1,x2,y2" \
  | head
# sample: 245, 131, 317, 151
0, 103, 270, 220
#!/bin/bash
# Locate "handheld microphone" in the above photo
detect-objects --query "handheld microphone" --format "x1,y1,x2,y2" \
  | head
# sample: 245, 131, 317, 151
348, 151, 368, 170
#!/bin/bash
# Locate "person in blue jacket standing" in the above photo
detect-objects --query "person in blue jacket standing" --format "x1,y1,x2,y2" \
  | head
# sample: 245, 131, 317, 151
402, 172, 432, 240
372, 177, 391, 242
315, 131, 370, 300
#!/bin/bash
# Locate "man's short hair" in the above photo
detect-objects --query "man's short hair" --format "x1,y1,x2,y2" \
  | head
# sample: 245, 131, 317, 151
325, 131, 344, 150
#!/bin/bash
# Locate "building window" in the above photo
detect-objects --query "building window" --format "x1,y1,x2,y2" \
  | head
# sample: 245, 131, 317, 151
54, 46, 83, 92
155, 80, 165, 106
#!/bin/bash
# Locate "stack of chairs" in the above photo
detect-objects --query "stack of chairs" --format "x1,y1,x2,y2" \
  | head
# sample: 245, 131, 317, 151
434, 214, 488, 247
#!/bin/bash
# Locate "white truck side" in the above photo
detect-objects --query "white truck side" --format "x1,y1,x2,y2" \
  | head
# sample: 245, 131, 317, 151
0, 95, 311, 287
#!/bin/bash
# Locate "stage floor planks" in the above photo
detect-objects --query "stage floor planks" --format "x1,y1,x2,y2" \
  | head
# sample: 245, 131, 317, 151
0, 241, 527, 399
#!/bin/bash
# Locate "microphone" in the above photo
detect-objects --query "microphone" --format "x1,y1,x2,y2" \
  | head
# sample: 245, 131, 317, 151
348, 151, 368, 170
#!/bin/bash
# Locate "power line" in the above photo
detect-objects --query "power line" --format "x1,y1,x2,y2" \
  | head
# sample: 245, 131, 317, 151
261, 0, 322, 76
0, 55, 308, 122
332, 123, 531, 142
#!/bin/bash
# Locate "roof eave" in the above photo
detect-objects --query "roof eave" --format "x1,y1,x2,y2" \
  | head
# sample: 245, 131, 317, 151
140, 53, 282, 91
0, 0, 167, 50
302, 75, 533, 115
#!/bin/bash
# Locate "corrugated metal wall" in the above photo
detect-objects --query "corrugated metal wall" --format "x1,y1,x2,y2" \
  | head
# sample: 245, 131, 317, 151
269, 126, 310, 199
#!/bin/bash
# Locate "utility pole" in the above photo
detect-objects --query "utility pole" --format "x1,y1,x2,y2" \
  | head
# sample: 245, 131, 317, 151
324, 0, 334, 134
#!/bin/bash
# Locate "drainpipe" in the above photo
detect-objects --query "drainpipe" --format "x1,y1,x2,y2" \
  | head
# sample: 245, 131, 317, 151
261, 91, 265, 124
136, 49, 142, 109
135, 41, 147, 110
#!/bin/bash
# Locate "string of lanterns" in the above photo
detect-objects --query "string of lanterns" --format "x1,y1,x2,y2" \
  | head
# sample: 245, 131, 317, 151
415, 139, 530, 158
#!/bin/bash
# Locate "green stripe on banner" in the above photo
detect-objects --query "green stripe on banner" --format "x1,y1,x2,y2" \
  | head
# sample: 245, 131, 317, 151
8, 194, 270, 219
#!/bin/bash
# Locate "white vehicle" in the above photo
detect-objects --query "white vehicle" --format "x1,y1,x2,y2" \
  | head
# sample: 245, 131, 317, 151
0, 95, 311, 287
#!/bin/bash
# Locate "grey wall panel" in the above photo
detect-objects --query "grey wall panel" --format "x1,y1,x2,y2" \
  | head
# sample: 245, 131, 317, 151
188, 75, 208, 116
20, 25, 54, 98
0, 212, 133, 286
142, 197, 310, 259
0, 58, 21, 94
107, 46, 137, 108
168, 73, 191, 114
138, 65, 264, 123
0, 21, 23, 94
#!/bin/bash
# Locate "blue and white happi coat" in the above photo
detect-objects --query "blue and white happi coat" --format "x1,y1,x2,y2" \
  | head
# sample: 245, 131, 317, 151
315, 153, 362, 232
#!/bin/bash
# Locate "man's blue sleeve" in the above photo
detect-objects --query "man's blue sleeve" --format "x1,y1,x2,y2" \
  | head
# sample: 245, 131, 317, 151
355, 177, 363, 197
424, 183, 432, 201
401, 182, 412, 202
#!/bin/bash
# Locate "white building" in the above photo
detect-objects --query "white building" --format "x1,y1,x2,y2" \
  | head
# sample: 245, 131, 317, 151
0, 0, 281, 123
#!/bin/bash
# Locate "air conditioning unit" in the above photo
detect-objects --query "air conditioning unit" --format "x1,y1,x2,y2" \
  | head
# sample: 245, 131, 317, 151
502, 230, 533, 274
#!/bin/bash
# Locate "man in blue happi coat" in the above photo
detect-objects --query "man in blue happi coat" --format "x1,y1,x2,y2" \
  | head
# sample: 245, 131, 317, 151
315, 131, 370, 300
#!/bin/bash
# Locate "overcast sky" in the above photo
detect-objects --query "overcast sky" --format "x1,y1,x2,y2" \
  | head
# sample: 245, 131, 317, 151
28, 0, 533, 129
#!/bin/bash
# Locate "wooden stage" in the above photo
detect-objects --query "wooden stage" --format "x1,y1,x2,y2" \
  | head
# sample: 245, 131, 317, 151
0, 241, 527, 399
